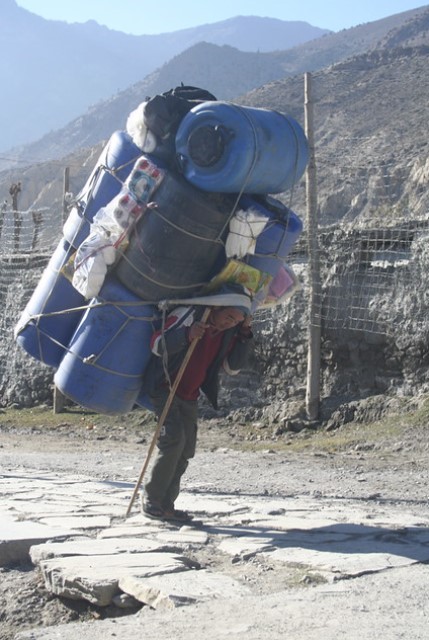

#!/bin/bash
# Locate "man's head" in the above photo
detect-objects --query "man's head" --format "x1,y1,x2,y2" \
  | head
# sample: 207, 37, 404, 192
208, 282, 251, 331
209, 306, 246, 331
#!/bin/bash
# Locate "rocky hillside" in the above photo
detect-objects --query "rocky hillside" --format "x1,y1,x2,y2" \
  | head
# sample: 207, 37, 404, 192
1, 42, 290, 168
244, 44, 429, 223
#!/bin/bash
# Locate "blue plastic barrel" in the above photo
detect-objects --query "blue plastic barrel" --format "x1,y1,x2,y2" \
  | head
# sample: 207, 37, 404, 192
14, 239, 86, 368
63, 131, 143, 248
54, 276, 159, 415
241, 196, 303, 276
175, 101, 309, 194
115, 170, 234, 301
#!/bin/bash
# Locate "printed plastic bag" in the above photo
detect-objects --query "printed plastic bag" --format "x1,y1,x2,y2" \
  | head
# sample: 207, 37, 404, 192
72, 157, 165, 299
252, 263, 300, 310
72, 190, 142, 298
72, 229, 116, 299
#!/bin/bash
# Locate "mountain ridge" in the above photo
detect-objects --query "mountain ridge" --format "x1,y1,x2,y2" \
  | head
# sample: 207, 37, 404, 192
3, 5, 427, 169
0, 2, 329, 150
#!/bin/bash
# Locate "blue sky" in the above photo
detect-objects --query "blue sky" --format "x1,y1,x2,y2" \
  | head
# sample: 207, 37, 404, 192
15, 0, 427, 34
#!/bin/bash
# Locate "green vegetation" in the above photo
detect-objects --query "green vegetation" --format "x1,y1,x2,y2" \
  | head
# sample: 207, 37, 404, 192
0, 404, 157, 434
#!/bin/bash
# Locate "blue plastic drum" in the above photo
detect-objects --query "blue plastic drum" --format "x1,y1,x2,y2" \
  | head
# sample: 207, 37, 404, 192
63, 131, 143, 248
175, 101, 309, 194
14, 239, 86, 368
241, 196, 303, 276
54, 276, 159, 415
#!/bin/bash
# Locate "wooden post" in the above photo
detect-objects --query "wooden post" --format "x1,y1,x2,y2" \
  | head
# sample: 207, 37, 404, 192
31, 210, 43, 251
62, 167, 70, 224
53, 166, 71, 413
10, 182, 22, 253
304, 72, 322, 421
53, 385, 65, 414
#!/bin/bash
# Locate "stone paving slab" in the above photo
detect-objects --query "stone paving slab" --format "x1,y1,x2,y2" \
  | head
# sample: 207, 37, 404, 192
119, 568, 251, 609
38, 551, 194, 606
30, 536, 173, 563
0, 515, 81, 566
247, 510, 429, 530
15, 563, 429, 640
269, 546, 418, 575
155, 525, 210, 545
172, 493, 248, 516
97, 515, 211, 542
265, 524, 429, 576
3, 467, 429, 633
79, 504, 129, 516
97, 523, 162, 538
38, 515, 111, 529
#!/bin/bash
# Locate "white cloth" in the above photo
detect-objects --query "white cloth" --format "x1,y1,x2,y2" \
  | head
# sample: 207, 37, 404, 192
225, 208, 269, 258
126, 102, 158, 152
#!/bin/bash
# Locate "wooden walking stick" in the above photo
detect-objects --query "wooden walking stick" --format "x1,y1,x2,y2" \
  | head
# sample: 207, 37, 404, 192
125, 306, 211, 517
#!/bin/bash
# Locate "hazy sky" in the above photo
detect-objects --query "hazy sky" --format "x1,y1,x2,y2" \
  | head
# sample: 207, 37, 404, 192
15, 0, 427, 35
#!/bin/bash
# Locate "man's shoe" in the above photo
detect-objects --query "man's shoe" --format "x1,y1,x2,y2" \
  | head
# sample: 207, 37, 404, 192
142, 502, 165, 520
163, 508, 194, 523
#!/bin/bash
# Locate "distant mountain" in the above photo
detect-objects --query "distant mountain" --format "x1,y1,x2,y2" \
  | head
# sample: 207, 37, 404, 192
0, 0, 329, 151
4, 42, 293, 167
3, 4, 428, 170
264, 4, 429, 72
2, 21, 428, 231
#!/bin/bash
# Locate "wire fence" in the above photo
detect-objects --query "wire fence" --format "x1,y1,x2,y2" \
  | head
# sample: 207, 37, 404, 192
1, 170, 428, 341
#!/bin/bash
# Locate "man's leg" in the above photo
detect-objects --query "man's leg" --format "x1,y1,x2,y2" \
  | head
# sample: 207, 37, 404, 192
144, 391, 186, 510
143, 392, 198, 519
162, 397, 198, 511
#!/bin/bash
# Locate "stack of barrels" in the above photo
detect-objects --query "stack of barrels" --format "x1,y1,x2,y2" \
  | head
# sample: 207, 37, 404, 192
15, 99, 308, 414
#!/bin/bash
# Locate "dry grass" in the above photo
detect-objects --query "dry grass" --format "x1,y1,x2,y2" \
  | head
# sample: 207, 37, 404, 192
1, 394, 429, 457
